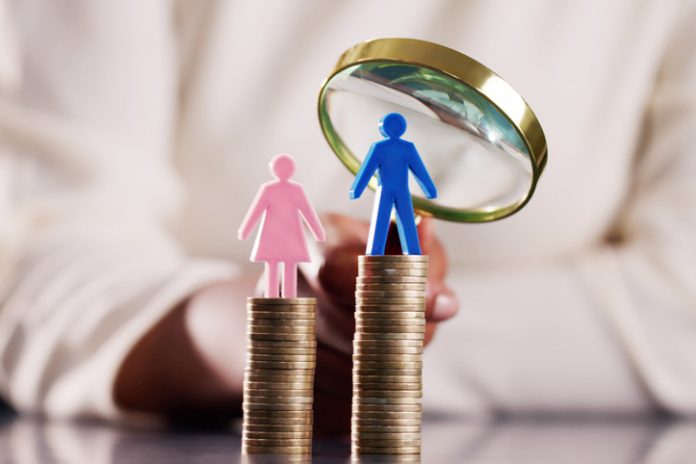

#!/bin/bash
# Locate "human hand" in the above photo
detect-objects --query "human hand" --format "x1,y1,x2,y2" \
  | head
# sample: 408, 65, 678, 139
308, 213, 459, 436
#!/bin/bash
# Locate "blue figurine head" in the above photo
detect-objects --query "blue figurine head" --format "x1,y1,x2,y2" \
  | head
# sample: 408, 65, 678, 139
379, 113, 407, 139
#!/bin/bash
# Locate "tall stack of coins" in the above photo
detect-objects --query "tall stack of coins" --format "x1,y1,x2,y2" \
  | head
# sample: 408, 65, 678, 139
242, 297, 316, 456
352, 255, 427, 457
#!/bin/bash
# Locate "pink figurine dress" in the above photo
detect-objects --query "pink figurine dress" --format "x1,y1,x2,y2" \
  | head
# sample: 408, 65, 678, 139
238, 154, 326, 298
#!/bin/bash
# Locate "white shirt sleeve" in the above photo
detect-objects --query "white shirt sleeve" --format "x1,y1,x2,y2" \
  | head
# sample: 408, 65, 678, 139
0, 1, 237, 420
424, 1, 696, 417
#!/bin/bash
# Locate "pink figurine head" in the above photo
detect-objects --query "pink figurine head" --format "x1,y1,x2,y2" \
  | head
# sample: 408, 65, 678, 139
270, 154, 295, 181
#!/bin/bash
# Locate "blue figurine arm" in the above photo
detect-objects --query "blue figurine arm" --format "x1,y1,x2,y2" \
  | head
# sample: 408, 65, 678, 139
408, 144, 437, 199
349, 144, 380, 199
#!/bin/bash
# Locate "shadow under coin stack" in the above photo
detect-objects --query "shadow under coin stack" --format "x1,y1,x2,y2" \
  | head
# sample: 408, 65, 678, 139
242, 297, 316, 457
352, 255, 427, 459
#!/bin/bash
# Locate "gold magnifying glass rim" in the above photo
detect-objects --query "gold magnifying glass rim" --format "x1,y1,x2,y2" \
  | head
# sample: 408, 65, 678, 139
317, 37, 548, 222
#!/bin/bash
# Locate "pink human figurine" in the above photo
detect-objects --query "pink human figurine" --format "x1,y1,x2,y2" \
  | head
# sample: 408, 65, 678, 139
238, 154, 326, 298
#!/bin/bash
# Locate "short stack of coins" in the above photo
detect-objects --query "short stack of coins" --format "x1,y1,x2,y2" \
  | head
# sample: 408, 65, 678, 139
352, 255, 427, 458
242, 297, 316, 456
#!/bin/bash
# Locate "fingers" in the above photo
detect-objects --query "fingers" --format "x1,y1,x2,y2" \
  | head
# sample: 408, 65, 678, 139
417, 216, 435, 253
426, 283, 459, 322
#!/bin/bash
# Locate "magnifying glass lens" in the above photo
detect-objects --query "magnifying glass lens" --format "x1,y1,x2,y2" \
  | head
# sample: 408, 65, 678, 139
322, 61, 533, 220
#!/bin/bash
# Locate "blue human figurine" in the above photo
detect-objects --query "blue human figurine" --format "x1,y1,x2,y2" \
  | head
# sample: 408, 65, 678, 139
350, 113, 437, 255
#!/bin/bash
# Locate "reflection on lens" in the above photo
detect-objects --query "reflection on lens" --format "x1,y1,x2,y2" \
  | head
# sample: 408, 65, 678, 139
318, 39, 547, 223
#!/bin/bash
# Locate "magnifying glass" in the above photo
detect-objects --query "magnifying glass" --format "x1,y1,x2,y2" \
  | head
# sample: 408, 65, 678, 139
318, 38, 547, 222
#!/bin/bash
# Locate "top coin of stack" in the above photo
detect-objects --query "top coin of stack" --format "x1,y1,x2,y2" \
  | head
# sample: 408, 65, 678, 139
352, 255, 427, 456
242, 297, 317, 456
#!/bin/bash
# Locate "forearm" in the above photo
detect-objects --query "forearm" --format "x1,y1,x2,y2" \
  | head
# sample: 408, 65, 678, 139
114, 290, 245, 418
115, 275, 255, 419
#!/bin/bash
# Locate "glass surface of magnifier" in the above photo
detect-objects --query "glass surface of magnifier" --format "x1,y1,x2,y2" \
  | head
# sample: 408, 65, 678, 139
318, 38, 548, 222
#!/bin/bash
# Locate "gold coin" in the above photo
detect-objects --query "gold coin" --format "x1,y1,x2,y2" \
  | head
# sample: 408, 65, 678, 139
246, 360, 315, 369
352, 349, 422, 358
245, 369, 314, 379
355, 320, 425, 327
247, 346, 317, 356
352, 427, 421, 435
354, 372, 422, 380
248, 311, 315, 319
353, 382, 421, 391
354, 345, 422, 354
357, 296, 426, 304
355, 333, 424, 341
353, 357, 423, 370
248, 308, 315, 316
244, 385, 314, 395
245, 392, 314, 402
247, 353, 316, 362
355, 304, 425, 318
244, 430, 313, 439
353, 338, 423, 346
355, 331, 424, 339
243, 419, 312, 426
353, 354, 423, 361
243, 438, 312, 446
352, 416, 420, 423
244, 403, 313, 411
353, 340, 423, 348
352, 410, 421, 420
355, 310, 424, 318
353, 396, 422, 405
353, 369, 423, 383
248, 297, 316, 305
351, 400, 422, 408
357, 276, 426, 283
351, 422, 421, 431
356, 310, 424, 317
244, 371, 314, 380
351, 445, 420, 455
244, 408, 312, 417
248, 318, 316, 326
244, 395, 313, 406
242, 424, 312, 439
354, 431, 421, 440
354, 437, 421, 445
247, 318, 315, 325
249, 333, 315, 342
352, 405, 422, 414
243, 420, 312, 427
245, 385, 313, 395
353, 350, 423, 358
353, 353, 422, 361
355, 326, 425, 335
247, 324, 315, 337
355, 317, 426, 325
244, 416, 313, 424
360, 272, 428, 280
243, 445, 311, 454
356, 282, 425, 290
356, 290, 424, 297
244, 410, 314, 418
249, 337, 317, 350
354, 442, 421, 451
244, 380, 314, 389
353, 390, 422, 399
243, 418, 312, 426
